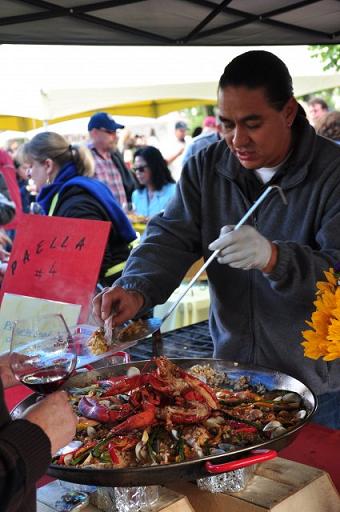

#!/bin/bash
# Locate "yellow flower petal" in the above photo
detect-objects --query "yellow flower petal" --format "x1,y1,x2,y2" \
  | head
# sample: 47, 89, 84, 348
301, 267, 340, 361
316, 282, 334, 293
324, 269, 337, 286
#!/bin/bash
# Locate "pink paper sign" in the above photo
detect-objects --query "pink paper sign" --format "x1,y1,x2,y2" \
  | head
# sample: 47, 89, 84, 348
0, 214, 110, 322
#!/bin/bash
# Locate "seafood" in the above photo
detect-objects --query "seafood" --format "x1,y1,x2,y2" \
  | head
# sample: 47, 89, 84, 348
78, 397, 133, 424
98, 356, 218, 409
54, 357, 309, 469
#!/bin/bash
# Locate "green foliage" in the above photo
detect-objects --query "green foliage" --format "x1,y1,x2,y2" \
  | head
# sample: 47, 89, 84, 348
308, 45, 340, 72
180, 105, 215, 136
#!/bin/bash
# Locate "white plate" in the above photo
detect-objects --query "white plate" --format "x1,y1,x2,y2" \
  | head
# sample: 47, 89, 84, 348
71, 324, 138, 368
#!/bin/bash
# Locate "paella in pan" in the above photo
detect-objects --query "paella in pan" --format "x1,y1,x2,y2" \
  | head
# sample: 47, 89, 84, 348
12, 357, 317, 486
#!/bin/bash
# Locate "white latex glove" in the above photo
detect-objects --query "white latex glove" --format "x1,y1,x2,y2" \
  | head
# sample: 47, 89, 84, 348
208, 225, 272, 270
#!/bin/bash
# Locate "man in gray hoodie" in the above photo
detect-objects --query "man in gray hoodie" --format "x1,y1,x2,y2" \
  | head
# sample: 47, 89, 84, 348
93, 51, 340, 429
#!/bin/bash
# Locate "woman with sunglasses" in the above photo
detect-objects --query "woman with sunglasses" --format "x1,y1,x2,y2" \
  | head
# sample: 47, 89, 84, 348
132, 146, 176, 218
22, 132, 136, 288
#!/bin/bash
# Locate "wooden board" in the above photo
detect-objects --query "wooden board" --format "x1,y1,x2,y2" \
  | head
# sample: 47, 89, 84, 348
168, 457, 340, 512
36, 458, 340, 512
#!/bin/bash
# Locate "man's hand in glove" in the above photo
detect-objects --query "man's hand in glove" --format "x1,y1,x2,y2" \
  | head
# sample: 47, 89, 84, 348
208, 225, 277, 272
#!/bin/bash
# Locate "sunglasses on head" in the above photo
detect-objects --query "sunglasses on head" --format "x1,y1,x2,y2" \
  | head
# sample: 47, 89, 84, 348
133, 165, 148, 173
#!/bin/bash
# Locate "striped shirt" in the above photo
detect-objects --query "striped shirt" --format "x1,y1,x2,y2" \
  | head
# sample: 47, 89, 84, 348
89, 144, 127, 207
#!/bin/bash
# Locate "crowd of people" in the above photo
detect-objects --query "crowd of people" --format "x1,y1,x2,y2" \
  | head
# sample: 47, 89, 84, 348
0, 49, 339, 511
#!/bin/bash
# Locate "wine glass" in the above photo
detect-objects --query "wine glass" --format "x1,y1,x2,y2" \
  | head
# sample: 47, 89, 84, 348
10, 313, 77, 394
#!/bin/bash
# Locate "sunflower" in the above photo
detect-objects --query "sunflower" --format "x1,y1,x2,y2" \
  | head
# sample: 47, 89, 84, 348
301, 267, 340, 361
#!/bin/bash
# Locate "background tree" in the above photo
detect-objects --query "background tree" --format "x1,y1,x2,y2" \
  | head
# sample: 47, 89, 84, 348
309, 44, 340, 72
303, 45, 340, 109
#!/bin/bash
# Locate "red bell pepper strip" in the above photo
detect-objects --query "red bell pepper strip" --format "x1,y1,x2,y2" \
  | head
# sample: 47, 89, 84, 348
108, 442, 120, 464
234, 426, 258, 434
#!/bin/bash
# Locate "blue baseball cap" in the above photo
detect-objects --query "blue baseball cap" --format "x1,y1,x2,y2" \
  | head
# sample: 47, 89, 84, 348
88, 112, 125, 132
175, 121, 187, 130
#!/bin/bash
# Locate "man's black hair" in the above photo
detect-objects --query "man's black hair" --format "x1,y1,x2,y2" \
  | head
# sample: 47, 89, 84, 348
218, 50, 293, 111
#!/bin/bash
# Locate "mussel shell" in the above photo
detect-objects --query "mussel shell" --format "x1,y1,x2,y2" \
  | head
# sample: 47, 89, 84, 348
218, 443, 236, 452
210, 448, 226, 455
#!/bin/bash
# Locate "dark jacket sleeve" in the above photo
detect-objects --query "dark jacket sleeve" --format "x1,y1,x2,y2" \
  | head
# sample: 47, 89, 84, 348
0, 382, 51, 511
111, 151, 137, 203
0, 172, 16, 226
54, 187, 131, 284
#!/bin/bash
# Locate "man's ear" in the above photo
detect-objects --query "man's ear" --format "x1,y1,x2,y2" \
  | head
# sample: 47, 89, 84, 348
285, 97, 298, 127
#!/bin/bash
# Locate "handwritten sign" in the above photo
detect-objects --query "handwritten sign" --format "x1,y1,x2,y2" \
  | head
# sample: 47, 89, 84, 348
0, 293, 81, 353
0, 214, 110, 322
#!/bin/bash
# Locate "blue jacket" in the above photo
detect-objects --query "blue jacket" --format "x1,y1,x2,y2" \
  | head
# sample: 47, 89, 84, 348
182, 131, 221, 166
132, 183, 176, 217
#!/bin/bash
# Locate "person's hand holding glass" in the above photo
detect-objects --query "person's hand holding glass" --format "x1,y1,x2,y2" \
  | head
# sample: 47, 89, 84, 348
7, 314, 78, 456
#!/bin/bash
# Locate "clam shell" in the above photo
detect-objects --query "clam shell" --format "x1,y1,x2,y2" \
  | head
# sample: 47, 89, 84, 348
270, 426, 287, 438
282, 392, 301, 404
99, 400, 111, 407
135, 441, 148, 462
295, 409, 307, 419
263, 420, 282, 432
205, 416, 225, 427
56, 440, 83, 456
86, 426, 96, 438
171, 429, 179, 440
127, 366, 140, 377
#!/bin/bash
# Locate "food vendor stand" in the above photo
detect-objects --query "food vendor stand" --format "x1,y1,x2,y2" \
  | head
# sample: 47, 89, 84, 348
5, 321, 340, 511
1, 5, 340, 512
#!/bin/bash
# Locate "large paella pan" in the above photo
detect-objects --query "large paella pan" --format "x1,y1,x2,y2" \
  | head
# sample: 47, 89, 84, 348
11, 357, 317, 487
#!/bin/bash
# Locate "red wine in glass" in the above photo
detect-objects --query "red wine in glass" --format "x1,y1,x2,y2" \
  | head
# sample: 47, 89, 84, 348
10, 314, 77, 395
20, 369, 68, 394
19, 356, 77, 394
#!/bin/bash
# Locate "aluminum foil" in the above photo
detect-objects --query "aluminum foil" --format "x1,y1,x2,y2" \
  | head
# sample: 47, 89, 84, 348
92, 486, 159, 512
197, 466, 256, 493
114, 486, 159, 511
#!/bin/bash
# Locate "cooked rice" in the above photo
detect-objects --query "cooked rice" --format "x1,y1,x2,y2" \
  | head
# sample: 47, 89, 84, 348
116, 319, 149, 340
189, 364, 227, 387
88, 329, 109, 355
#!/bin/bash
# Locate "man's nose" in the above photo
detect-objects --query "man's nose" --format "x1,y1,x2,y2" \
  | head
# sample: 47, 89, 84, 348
232, 125, 249, 147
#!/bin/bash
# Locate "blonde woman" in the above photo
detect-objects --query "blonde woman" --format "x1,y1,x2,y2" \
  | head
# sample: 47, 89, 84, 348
23, 132, 136, 286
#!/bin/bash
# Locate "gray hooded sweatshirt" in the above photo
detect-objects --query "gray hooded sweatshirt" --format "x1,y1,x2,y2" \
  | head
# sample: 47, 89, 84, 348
116, 115, 340, 396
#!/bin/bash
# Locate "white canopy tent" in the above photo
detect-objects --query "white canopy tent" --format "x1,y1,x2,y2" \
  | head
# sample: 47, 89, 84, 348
0, 44, 339, 133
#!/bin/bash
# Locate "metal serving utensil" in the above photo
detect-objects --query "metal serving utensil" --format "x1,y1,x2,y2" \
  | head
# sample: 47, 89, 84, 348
110, 185, 287, 344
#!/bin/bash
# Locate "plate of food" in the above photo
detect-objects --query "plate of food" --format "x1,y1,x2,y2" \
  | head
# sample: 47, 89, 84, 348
71, 325, 140, 368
